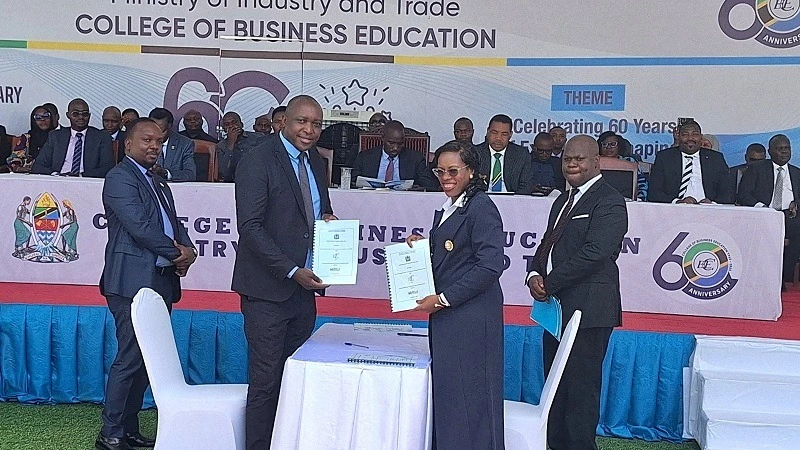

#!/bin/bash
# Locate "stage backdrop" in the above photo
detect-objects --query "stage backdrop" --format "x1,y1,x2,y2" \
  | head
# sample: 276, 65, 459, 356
1, 174, 784, 320
2, 1, 800, 164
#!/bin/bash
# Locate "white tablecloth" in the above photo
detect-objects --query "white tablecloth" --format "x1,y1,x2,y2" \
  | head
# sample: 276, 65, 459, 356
271, 323, 432, 450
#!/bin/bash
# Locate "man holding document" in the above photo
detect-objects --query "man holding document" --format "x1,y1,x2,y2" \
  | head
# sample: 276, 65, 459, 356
232, 95, 337, 450
406, 140, 506, 449
526, 135, 628, 450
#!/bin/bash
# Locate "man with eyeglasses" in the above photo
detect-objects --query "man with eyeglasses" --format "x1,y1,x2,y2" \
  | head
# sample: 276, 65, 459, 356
648, 120, 734, 204
476, 114, 533, 195
32, 98, 114, 178
367, 112, 388, 132
530, 132, 566, 194
351, 120, 436, 189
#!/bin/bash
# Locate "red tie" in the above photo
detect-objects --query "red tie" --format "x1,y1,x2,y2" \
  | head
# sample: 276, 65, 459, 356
385, 157, 395, 182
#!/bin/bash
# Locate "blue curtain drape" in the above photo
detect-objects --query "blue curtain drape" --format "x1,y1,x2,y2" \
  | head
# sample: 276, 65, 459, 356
0, 304, 693, 442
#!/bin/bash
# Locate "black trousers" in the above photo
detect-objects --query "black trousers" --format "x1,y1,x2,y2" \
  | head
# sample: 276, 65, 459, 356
101, 270, 178, 439
543, 326, 613, 450
783, 215, 800, 282
241, 289, 316, 450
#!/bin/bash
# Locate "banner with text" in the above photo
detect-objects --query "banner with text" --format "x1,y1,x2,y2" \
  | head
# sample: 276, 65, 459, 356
1, 175, 783, 320
2, 1, 800, 165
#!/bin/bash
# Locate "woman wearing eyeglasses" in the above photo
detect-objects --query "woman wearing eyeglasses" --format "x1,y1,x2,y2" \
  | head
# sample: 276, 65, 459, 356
406, 140, 506, 449
598, 131, 648, 201
5, 106, 57, 172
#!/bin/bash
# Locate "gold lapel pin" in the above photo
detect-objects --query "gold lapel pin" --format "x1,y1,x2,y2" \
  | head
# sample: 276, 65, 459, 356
444, 240, 454, 252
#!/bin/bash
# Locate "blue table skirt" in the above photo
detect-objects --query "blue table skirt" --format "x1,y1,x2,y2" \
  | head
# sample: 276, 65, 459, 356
0, 304, 694, 442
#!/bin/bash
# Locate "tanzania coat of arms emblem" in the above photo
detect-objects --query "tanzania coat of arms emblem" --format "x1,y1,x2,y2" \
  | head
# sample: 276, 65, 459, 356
13, 193, 79, 263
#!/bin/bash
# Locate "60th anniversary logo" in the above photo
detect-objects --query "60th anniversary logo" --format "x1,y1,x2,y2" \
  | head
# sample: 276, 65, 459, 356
720, 0, 800, 48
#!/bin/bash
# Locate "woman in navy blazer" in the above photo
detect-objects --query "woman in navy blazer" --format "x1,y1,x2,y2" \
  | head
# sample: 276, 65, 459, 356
407, 140, 506, 449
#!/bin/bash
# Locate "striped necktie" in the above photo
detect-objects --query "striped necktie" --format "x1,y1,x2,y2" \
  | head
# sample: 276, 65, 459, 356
71, 132, 83, 175
491, 153, 502, 192
678, 154, 692, 199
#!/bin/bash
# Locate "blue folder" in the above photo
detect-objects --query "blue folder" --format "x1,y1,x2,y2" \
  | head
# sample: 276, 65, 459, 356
530, 295, 563, 341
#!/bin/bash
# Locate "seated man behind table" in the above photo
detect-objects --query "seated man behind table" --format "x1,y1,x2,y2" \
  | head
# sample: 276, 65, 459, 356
647, 120, 734, 204
217, 111, 267, 183
102, 106, 126, 162
730, 143, 767, 193
270, 106, 287, 134
530, 132, 566, 194
475, 114, 533, 194
737, 134, 800, 291
453, 117, 475, 146
32, 98, 114, 178
148, 107, 197, 182
253, 114, 272, 135
179, 109, 219, 143
549, 125, 567, 158
351, 120, 437, 189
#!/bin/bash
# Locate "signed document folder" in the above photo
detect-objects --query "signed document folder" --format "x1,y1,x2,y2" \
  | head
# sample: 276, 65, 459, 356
384, 240, 436, 312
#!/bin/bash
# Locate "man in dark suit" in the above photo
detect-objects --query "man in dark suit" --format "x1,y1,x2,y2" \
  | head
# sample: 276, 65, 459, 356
530, 132, 566, 194
738, 134, 800, 288
232, 95, 337, 450
549, 126, 567, 158
102, 106, 127, 163
179, 109, 219, 143
217, 111, 267, 182
648, 120, 734, 204
351, 119, 436, 189
31, 98, 114, 178
476, 114, 533, 194
148, 108, 196, 182
453, 117, 474, 145
730, 143, 767, 194
527, 135, 628, 450
97, 118, 197, 450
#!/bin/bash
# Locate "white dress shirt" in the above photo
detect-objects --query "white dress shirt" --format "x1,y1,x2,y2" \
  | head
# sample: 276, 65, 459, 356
674, 151, 706, 202
489, 148, 508, 192
160, 139, 173, 180
527, 173, 603, 281
756, 162, 793, 210
58, 128, 86, 175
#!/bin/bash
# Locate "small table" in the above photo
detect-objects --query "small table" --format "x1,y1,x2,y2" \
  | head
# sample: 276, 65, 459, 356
272, 323, 432, 450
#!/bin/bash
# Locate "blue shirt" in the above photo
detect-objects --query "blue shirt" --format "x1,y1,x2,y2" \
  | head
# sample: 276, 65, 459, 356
531, 159, 557, 187
127, 156, 175, 267
377, 149, 401, 182
280, 132, 321, 277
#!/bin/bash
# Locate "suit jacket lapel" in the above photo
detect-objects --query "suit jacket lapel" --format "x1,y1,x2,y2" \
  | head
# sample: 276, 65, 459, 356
274, 140, 309, 222
569, 178, 604, 217
503, 147, 518, 186
309, 147, 332, 214
699, 150, 712, 195
790, 166, 800, 204
432, 209, 468, 269
53, 129, 69, 170
122, 158, 163, 224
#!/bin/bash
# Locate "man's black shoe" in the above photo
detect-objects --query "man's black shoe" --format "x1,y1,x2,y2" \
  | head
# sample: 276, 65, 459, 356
95, 434, 133, 450
125, 432, 156, 448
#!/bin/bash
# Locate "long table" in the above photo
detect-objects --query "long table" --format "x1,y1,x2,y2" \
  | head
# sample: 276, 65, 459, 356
1, 174, 784, 319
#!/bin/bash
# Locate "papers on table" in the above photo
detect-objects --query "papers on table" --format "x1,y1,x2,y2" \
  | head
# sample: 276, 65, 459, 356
312, 220, 360, 285
531, 295, 563, 341
384, 240, 436, 312
348, 353, 416, 367
355, 176, 414, 191
353, 323, 413, 332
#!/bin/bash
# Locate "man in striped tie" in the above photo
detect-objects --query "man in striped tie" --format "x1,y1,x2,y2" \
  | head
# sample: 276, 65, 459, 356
647, 120, 734, 204
31, 98, 114, 178
476, 114, 533, 195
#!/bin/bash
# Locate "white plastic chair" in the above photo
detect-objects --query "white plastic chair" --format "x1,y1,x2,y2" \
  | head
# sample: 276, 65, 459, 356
503, 310, 583, 450
131, 288, 248, 450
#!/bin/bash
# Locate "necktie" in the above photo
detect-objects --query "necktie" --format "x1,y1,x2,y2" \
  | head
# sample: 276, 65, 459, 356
71, 133, 83, 175
534, 188, 578, 276
385, 156, 395, 182
678, 154, 692, 199
297, 152, 316, 235
158, 142, 167, 167
491, 153, 502, 192
147, 172, 179, 234
772, 166, 785, 210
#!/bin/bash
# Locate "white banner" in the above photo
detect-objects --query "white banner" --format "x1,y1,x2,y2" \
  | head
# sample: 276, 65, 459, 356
2, 1, 800, 165
1, 174, 783, 320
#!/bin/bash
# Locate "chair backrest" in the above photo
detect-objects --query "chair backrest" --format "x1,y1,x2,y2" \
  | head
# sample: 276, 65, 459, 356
358, 133, 431, 160
599, 157, 638, 200
131, 288, 187, 400
317, 146, 334, 187
359, 133, 383, 153
112, 141, 119, 163
193, 139, 217, 182
538, 310, 582, 416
